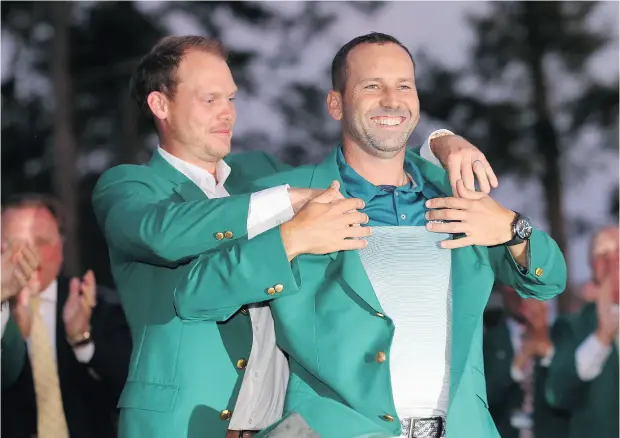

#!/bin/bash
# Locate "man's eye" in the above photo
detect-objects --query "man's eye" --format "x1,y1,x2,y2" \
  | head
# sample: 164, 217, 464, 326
365, 84, 378, 90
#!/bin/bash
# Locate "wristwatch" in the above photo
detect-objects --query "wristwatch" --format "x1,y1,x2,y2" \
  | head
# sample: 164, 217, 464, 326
505, 212, 533, 246
67, 329, 92, 348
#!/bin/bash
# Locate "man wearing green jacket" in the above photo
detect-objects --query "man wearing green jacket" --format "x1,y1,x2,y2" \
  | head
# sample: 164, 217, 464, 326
92, 35, 496, 438
174, 33, 567, 438
545, 227, 619, 438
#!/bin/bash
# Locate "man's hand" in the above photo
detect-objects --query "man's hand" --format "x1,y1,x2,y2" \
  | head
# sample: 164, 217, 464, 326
11, 272, 40, 339
425, 180, 514, 249
63, 270, 97, 341
594, 259, 619, 346
288, 188, 344, 213
281, 181, 370, 261
430, 135, 499, 196
1, 240, 40, 302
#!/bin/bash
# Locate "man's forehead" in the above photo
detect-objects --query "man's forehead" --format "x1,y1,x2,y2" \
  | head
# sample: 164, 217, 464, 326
347, 44, 414, 82
2, 206, 58, 230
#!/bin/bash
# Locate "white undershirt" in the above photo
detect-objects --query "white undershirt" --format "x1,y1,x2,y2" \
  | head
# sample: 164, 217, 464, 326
158, 147, 293, 430
357, 227, 453, 419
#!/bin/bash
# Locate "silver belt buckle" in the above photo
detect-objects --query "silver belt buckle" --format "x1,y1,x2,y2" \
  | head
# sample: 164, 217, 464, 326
400, 416, 445, 438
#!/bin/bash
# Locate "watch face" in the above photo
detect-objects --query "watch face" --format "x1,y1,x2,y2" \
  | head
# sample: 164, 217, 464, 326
516, 217, 533, 240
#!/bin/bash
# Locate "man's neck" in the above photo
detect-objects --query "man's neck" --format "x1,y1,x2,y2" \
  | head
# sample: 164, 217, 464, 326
160, 142, 217, 176
342, 139, 408, 187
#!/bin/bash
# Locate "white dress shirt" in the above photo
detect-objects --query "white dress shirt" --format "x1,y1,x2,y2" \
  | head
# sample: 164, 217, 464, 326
0, 280, 94, 364
158, 146, 294, 430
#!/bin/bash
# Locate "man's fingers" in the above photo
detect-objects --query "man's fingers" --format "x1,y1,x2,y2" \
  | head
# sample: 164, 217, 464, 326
482, 159, 499, 188
447, 161, 462, 197
425, 221, 466, 234
440, 236, 476, 249
342, 211, 369, 226
16, 256, 35, 283
21, 244, 39, 270
69, 277, 81, 299
426, 197, 470, 210
312, 181, 343, 204
473, 160, 491, 194
333, 197, 365, 214
455, 180, 485, 200
336, 238, 369, 252
344, 226, 372, 239
460, 157, 476, 192
425, 208, 467, 222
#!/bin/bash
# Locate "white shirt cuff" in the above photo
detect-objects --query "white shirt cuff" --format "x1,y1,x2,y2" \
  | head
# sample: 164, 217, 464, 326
73, 341, 95, 363
1, 302, 10, 338
247, 185, 295, 239
540, 345, 555, 367
575, 333, 612, 381
510, 363, 526, 383
419, 129, 455, 168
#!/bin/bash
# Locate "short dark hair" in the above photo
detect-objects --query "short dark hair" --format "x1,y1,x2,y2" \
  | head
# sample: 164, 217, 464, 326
2, 193, 65, 235
130, 35, 227, 119
331, 32, 415, 94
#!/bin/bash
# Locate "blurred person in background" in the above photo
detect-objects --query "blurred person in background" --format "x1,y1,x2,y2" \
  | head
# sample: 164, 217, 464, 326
2, 240, 40, 388
545, 226, 619, 438
483, 285, 569, 438
1, 194, 132, 438
92, 34, 500, 438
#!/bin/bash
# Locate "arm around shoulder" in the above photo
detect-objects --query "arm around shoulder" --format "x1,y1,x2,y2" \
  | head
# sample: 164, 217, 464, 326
489, 228, 567, 300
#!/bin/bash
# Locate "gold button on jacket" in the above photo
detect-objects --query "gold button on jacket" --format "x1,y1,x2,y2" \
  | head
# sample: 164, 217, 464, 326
274, 284, 284, 293
236, 358, 248, 369
535, 267, 544, 277
376, 352, 387, 363
267, 287, 276, 296
382, 414, 395, 422
224, 231, 233, 239
220, 410, 232, 421
215, 232, 224, 240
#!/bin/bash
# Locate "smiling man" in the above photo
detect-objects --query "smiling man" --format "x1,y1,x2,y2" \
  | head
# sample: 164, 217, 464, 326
173, 33, 567, 438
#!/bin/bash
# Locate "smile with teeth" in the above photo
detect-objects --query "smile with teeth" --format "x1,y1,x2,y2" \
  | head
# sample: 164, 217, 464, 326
371, 116, 405, 126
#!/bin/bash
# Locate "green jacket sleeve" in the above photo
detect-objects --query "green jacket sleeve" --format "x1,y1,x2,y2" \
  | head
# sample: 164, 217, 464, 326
544, 317, 590, 411
489, 228, 567, 300
92, 165, 252, 265
1, 313, 26, 389
173, 226, 301, 322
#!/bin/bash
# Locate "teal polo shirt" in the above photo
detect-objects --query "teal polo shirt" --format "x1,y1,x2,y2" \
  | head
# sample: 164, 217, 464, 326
336, 146, 440, 227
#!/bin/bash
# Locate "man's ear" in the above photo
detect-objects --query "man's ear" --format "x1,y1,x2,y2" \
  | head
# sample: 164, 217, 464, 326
326, 90, 343, 121
146, 91, 169, 122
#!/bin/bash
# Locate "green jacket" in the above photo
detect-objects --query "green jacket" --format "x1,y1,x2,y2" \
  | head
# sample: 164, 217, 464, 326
92, 150, 298, 438
1, 313, 26, 388
483, 316, 569, 438
545, 303, 619, 438
175, 147, 567, 438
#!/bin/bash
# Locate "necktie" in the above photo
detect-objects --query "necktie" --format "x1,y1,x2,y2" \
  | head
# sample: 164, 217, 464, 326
29, 295, 69, 438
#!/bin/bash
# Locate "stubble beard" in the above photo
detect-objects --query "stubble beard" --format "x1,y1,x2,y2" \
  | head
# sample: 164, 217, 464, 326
342, 108, 415, 159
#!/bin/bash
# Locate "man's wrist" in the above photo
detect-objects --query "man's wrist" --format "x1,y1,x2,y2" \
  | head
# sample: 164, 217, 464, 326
428, 129, 456, 154
67, 327, 92, 347
280, 222, 301, 262
595, 328, 614, 346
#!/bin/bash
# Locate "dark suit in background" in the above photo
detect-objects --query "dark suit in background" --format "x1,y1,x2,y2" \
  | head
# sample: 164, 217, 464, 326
1, 277, 131, 438
483, 314, 569, 438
